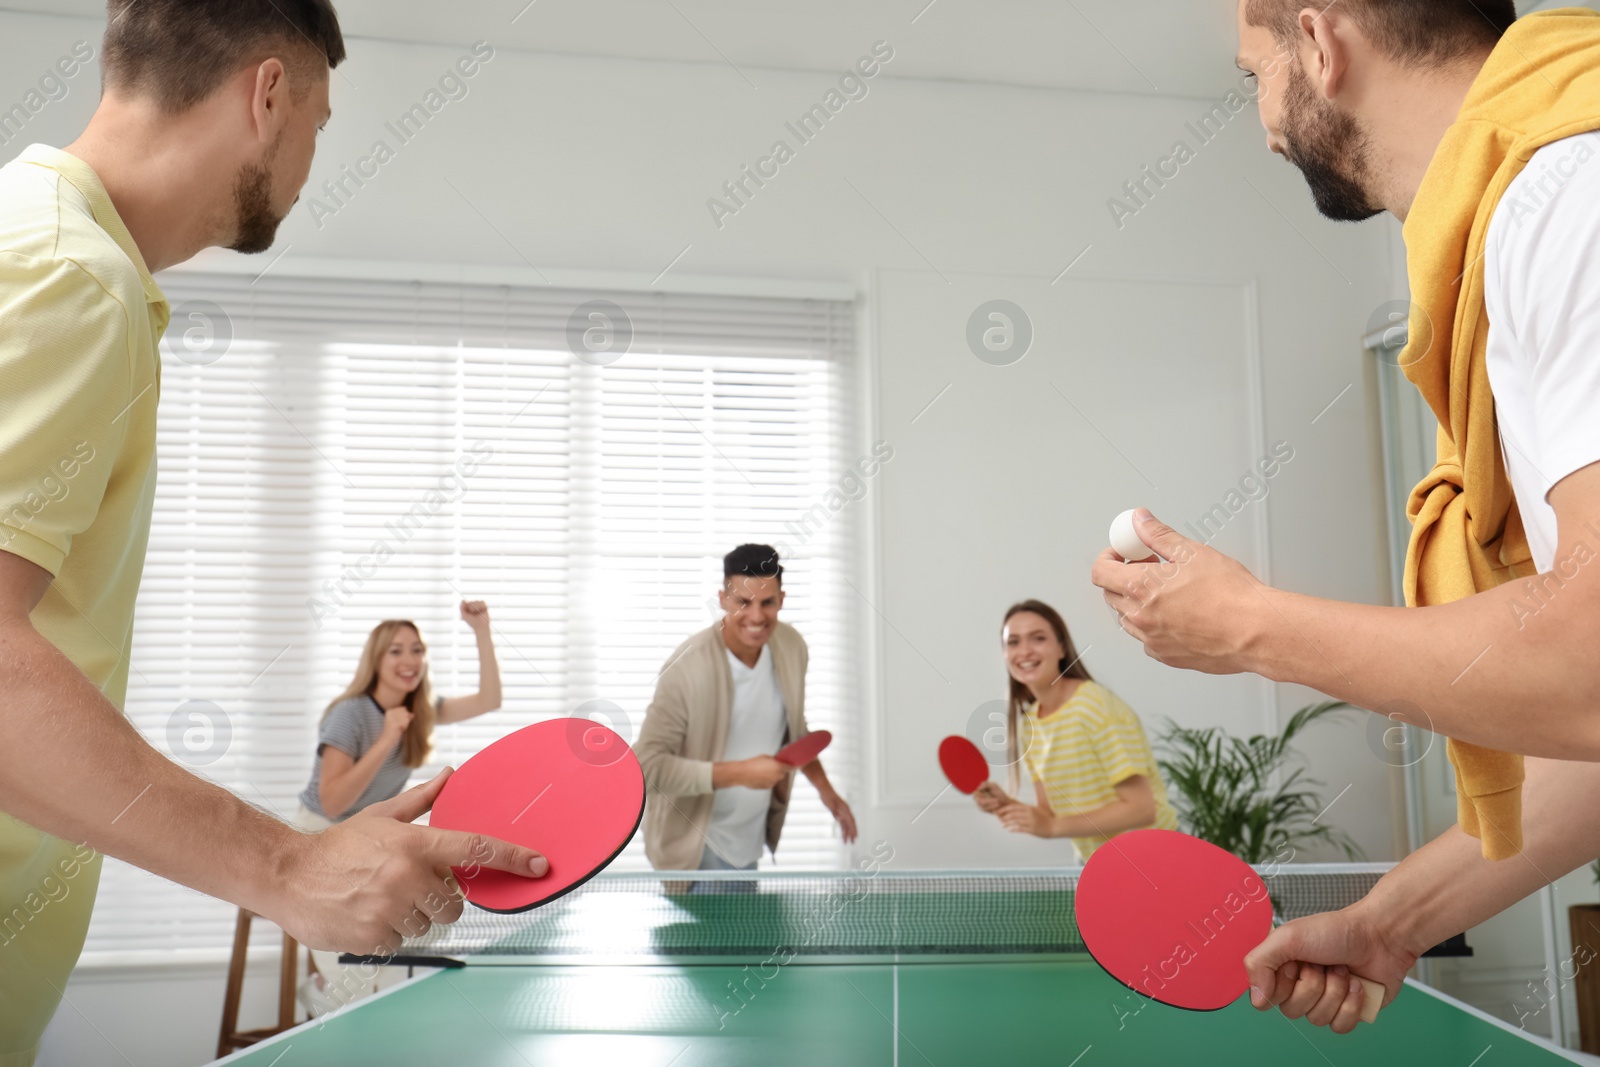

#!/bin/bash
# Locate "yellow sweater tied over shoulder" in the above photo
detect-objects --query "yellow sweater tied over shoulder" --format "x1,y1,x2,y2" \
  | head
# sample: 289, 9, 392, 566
1401, 9, 1600, 860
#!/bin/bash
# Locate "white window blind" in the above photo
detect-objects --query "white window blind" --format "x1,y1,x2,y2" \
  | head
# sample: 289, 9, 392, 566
86, 274, 859, 957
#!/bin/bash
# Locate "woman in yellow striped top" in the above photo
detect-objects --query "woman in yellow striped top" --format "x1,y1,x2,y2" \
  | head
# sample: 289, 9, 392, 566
975, 599, 1179, 861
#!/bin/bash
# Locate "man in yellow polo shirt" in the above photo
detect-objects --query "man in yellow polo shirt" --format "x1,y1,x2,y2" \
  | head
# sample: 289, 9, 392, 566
0, 4, 547, 1063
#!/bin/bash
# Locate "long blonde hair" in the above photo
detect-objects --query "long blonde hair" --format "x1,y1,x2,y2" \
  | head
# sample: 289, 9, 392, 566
323, 619, 436, 768
1001, 600, 1094, 794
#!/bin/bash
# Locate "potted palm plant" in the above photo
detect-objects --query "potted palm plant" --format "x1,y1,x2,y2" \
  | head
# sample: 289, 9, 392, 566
1155, 701, 1362, 864
1571, 860, 1600, 1053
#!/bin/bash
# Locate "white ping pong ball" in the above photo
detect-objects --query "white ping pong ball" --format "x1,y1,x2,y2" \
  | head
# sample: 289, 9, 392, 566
1110, 509, 1156, 562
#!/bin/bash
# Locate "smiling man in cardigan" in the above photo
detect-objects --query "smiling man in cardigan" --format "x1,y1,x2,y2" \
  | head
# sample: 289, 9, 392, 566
636, 544, 856, 881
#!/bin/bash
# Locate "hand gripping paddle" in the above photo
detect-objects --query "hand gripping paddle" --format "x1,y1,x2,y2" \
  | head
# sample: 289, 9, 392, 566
938, 735, 992, 795
775, 729, 832, 768
429, 717, 645, 913
1074, 829, 1385, 1021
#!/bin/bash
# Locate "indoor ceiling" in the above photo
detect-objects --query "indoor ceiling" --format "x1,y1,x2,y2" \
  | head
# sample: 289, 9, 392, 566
0, 0, 1252, 99
1, 0, 1585, 100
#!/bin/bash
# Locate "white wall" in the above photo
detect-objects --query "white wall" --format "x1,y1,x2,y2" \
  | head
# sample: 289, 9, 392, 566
282, 25, 1395, 870
3, 10, 1403, 875
4, 8, 1410, 1062
869, 268, 1275, 861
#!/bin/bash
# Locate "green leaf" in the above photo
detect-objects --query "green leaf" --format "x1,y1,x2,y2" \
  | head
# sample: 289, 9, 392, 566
1155, 703, 1364, 865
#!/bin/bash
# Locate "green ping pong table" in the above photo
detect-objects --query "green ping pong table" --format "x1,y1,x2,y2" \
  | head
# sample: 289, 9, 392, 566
206, 868, 1585, 1066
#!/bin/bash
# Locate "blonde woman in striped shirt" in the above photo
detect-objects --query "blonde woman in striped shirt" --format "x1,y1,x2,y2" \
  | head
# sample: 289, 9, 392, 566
975, 599, 1179, 861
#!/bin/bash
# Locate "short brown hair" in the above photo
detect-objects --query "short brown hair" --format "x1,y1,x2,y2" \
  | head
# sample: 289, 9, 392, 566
1245, 0, 1516, 68
102, 0, 346, 113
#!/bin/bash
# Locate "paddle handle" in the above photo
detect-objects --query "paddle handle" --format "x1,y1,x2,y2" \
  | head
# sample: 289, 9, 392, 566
1352, 973, 1386, 1024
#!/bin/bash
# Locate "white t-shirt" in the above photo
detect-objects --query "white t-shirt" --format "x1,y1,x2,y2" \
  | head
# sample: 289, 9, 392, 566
702, 644, 788, 867
1484, 130, 1600, 572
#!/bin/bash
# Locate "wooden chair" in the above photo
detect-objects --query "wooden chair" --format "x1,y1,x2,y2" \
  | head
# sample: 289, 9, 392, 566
216, 907, 311, 1058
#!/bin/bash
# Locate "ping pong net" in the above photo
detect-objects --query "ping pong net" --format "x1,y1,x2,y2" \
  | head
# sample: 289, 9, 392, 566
349, 864, 1392, 967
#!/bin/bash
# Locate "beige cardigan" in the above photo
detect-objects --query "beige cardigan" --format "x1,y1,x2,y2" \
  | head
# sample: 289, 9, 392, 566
635, 620, 810, 870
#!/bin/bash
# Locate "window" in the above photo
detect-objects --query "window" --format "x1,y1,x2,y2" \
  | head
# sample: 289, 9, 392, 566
86, 273, 859, 957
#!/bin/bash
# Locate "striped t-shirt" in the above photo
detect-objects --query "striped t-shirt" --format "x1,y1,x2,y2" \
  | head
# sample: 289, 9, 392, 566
1020, 680, 1179, 861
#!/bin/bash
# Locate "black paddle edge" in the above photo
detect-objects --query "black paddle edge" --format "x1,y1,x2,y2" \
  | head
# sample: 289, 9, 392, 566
463, 767, 647, 916
1077, 939, 1239, 1014
338, 954, 465, 969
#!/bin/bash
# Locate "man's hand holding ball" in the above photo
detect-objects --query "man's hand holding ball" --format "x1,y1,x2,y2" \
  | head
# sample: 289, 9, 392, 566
1093, 508, 1272, 676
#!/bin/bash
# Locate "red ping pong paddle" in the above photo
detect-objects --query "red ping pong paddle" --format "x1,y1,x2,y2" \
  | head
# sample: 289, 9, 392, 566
1075, 829, 1385, 1021
938, 735, 992, 795
429, 717, 644, 913
775, 729, 831, 768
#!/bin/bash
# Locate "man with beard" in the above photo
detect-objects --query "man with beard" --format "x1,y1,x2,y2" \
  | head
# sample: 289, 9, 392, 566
1090, 0, 1600, 1035
0, 3, 547, 1062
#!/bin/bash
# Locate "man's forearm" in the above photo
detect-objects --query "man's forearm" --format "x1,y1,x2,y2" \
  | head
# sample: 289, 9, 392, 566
638, 746, 713, 795
1366, 756, 1600, 957
1246, 575, 1600, 758
801, 761, 836, 798
0, 622, 296, 914
709, 761, 748, 789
